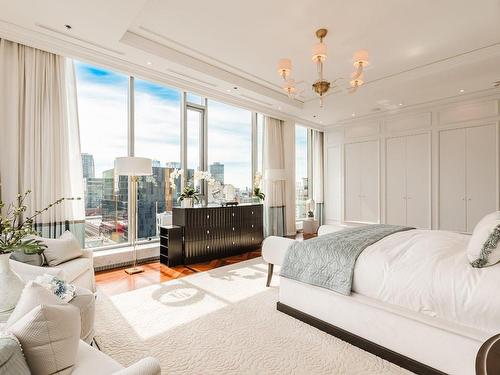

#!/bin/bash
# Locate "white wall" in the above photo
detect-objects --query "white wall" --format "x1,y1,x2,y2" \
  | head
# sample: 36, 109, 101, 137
324, 90, 500, 233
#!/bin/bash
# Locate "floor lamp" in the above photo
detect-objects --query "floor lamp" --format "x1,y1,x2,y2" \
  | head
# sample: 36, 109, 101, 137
115, 157, 152, 275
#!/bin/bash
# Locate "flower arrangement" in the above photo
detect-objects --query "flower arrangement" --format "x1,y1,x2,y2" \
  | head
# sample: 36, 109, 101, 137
169, 168, 184, 190
0, 190, 76, 255
178, 185, 200, 203
253, 172, 265, 201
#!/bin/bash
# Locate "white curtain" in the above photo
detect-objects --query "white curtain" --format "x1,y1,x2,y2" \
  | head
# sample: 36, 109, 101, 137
312, 130, 325, 225
0, 39, 84, 237
263, 116, 286, 236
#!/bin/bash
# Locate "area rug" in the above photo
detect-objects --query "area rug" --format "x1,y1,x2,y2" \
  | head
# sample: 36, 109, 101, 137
94, 257, 410, 374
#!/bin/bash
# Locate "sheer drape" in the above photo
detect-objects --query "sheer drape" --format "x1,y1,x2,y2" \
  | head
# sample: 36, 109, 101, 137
0, 39, 84, 239
263, 116, 286, 236
312, 130, 325, 225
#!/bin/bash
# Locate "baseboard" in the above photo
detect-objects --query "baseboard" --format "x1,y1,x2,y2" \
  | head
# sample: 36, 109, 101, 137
94, 256, 160, 272
276, 302, 445, 375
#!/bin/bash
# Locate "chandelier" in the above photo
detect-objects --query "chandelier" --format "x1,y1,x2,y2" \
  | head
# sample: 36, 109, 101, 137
277, 28, 369, 107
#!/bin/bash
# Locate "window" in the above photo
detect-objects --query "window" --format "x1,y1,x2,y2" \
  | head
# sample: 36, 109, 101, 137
207, 100, 252, 202
134, 78, 181, 240
75, 61, 264, 250
75, 62, 129, 248
295, 125, 309, 220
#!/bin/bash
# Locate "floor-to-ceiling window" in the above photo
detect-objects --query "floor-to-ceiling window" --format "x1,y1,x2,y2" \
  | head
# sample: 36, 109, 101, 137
76, 61, 266, 250
134, 78, 181, 240
207, 100, 253, 202
75, 62, 129, 248
295, 125, 310, 220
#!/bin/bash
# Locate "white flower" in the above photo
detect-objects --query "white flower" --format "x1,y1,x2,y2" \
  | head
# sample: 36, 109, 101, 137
253, 172, 263, 188
194, 170, 212, 181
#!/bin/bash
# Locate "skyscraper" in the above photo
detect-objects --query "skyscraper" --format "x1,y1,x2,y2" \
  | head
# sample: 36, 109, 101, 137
81, 153, 95, 179
209, 162, 224, 185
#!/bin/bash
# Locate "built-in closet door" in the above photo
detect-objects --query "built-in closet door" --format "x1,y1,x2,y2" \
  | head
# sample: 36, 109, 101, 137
344, 140, 379, 223
439, 124, 497, 233
439, 128, 467, 232
345, 142, 362, 222
386, 137, 406, 225
465, 125, 497, 232
386, 134, 430, 228
406, 133, 430, 228
360, 141, 379, 223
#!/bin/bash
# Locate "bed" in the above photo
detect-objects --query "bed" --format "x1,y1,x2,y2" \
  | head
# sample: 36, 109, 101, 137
272, 224, 500, 375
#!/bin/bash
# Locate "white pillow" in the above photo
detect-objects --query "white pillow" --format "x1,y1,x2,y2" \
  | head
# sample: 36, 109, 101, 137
6, 281, 64, 328
36, 231, 83, 266
468, 211, 500, 268
7, 304, 81, 375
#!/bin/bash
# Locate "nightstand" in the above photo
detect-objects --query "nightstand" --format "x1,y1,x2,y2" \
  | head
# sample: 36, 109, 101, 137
159, 225, 183, 267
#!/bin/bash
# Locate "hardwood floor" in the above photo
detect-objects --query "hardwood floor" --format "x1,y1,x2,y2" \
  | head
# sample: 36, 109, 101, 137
95, 250, 261, 296
96, 232, 314, 296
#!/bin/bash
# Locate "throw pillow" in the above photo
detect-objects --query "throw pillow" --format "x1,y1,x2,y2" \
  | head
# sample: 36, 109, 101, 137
468, 211, 500, 267
34, 274, 76, 302
36, 231, 83, 267
7, 304, 81, 375
9, 251, 45, 266
0, 332, 30, 375
5, 281, 63, 329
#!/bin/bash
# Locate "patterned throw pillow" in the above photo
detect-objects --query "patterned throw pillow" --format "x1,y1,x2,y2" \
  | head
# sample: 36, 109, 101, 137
34, 274, 76, 303
468, 211, 500, 268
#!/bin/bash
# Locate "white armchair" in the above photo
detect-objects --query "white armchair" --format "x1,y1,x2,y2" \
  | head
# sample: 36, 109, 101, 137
10, 248, 96, 293
72, 340, 161, 375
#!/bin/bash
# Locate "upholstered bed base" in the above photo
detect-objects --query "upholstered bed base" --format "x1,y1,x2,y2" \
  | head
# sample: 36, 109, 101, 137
279, 277, 490, 375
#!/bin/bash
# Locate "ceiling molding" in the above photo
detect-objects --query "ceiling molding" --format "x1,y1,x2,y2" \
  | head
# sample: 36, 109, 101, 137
0, 20, 326, 129
120, 31, 304, 109
137, 25, 286, 94
326, 86, 500, 128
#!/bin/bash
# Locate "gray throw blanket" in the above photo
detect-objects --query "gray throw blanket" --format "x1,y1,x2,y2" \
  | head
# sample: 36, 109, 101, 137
280, 224, 413, 295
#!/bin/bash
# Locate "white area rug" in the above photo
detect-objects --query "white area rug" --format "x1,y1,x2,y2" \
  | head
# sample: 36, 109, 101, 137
95, 257, 410, 374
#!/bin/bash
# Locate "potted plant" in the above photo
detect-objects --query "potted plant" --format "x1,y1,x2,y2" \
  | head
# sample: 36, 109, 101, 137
178, 185, 199, 208
253, 172, 265, 202
0, 190, 71, 317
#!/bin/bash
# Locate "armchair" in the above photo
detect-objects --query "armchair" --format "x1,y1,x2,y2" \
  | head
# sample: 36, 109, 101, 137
10, 248, 96, 293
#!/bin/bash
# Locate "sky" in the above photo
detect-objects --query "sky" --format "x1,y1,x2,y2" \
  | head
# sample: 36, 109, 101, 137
75, 61, 254, 190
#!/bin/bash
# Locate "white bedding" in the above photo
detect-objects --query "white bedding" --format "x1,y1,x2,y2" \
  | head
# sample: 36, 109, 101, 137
352, 229, 500, 334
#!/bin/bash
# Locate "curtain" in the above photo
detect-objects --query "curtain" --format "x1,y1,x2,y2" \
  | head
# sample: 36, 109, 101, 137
263, 116, 286, 237
312, 130, 325, 225
0, 39, 84, 241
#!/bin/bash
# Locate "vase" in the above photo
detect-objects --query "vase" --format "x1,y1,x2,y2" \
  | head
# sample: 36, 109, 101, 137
182, 197, 194, 208
0, 253, 24, 321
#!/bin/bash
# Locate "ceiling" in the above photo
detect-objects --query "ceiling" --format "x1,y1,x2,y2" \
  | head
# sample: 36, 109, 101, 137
0, 0, 499, 126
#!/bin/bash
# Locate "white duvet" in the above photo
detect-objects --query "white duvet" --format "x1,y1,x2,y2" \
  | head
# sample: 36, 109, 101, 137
352, 229, 500, 334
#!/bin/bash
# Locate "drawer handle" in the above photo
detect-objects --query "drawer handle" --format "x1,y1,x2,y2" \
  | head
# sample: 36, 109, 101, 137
207, 245, 210, 249
252, 237, 254, 241
251, 211, 254, 215
232, 213, 235, 217
207, 215, 210, 219
232, 227, 235, 231
232, 241, 235, 245
206, 230, 210, 234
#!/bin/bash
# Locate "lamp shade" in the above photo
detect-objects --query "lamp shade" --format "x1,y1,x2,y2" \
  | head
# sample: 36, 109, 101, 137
265, 169, 287, 181
114, 157, 152, 176
312, 42, 327, 62
277, 58, 292, 77
353, 50, 369, 66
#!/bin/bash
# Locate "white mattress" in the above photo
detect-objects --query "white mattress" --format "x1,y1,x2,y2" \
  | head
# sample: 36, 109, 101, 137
352, 229, 500, 334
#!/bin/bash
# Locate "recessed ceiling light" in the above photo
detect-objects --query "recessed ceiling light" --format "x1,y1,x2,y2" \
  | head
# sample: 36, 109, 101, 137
351, 113, 356, 117
459, 89, 465, 93
313, 115, 317, 118
146, 61, 152, 65
64, 24, 72, 30
399, 103, 403, 106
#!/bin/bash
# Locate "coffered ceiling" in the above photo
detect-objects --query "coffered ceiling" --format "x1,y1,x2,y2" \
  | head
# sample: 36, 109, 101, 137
0, 0, 499, 126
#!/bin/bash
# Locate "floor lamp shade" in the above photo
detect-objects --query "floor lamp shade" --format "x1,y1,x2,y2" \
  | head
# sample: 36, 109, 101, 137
113, 157, 152, 275
114, 157, 152, 176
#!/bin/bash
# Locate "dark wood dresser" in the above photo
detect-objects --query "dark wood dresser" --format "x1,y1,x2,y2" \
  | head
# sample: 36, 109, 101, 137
172, 204, 263, 264
159, 225, 183, 267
